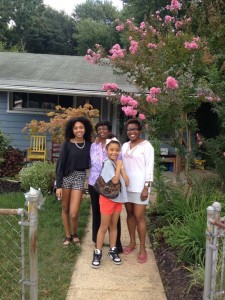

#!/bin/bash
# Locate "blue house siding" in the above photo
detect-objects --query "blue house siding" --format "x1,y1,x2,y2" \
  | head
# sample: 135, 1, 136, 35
0, 92, 50, 151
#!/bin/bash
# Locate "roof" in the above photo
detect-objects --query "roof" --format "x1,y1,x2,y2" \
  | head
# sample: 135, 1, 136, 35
0, 52, 138, 95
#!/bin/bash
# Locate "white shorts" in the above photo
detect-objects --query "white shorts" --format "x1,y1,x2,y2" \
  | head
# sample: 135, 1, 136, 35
127, 191, 150, 205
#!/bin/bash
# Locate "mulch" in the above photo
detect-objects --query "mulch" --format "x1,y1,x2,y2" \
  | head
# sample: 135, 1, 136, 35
0, 179, 21, 194
148, 215, 203, 300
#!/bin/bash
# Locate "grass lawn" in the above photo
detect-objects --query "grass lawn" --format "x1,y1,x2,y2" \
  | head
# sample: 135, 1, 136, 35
0, 192, 90, 299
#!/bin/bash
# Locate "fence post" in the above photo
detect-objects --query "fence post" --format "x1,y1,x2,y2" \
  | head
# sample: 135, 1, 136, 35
210, 202, 221, 299
28, 188, 39, 300
203, 205, 214, 300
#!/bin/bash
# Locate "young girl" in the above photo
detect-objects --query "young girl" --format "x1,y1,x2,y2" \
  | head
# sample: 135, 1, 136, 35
92, 138, 129, 268
56, 116, 93, 246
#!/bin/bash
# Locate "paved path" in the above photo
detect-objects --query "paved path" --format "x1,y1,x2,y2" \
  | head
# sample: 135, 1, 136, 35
66, 205, 167, 300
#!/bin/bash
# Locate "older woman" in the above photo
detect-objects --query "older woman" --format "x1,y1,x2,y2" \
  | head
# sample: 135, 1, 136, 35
88, 120, 123, 253
122, 119, 154, 263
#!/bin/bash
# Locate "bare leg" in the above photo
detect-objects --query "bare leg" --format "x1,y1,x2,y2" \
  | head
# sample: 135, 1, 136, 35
134, 204, 147, 257
125, 202, 136, 248
70, 189, 83, 236
96, 214, 112, 250
61, 188, 71, 239
109, 212, 120, 248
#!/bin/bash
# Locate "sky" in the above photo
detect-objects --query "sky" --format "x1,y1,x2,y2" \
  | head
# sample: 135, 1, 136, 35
43, 0, 123, 15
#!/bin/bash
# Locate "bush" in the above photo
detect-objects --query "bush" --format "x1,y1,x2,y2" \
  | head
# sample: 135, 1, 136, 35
0, 130, 9, 163
19, 161, 56, 195
0, 146, 24, 178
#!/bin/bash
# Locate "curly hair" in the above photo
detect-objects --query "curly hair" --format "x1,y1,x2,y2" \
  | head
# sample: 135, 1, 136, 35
64, 117, 93, 142
125, 119, 142, 130
95, 120, 112, 132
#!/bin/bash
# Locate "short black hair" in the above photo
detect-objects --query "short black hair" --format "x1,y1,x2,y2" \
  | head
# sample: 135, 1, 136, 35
64, 116, 93, 142
125, 119, 142, 130
95, 120, 112, 132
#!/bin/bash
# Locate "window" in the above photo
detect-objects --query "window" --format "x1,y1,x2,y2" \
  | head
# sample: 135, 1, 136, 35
9, 92, 73, 112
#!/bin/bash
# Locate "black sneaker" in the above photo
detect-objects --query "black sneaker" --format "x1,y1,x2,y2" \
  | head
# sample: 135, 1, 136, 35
108, 247, 122, 265
92, 249, 102, 269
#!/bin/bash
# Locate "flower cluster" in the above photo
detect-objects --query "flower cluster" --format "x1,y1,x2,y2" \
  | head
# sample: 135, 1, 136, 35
102, 83, 118, 96
129, 40, 139, 54
116, 24, 124, 32
146, 86, 161, 104
85, 49, 101, 64
109, 44, 125, 59
166, 76, 179, 89
120, 95, 139, 117
166, 0, 181, 11
206, 96, 221, 102
184, 37, 200, 50
147, 43, 157, 49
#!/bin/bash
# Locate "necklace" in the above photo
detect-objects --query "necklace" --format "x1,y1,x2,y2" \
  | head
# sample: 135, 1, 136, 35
74, 140, 85, 149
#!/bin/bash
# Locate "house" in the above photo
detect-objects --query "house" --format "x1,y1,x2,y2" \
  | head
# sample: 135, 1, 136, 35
0, 52, 138, 158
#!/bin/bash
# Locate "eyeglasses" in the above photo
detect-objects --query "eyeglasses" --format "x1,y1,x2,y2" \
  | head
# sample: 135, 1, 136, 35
127, 128, 140, 132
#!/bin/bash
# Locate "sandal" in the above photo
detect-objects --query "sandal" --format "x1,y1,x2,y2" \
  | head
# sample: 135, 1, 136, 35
138, 254, 147, 264
123, 245, 136, 255
71, 234, 80, 246
63, 236, 72, 246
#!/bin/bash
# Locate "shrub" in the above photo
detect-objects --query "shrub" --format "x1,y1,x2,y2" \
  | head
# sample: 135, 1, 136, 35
19, 161, 56, 195
0, 130, 9, 163
0, 146, 24, 178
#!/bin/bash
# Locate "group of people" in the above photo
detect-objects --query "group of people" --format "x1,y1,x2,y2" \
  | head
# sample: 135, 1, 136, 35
55, 116, 154, 269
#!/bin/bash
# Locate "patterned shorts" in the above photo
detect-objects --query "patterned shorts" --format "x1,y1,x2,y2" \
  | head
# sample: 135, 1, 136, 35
62, 171, 86, 190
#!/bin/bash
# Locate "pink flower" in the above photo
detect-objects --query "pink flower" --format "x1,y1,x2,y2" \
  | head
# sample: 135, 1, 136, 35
223, 152, 225, 157
109, 44, 125, 59
102, 83, 118, 94
116, 24, 125, 32
216, 96, 221, 102
140, 22, 146, 29
146, 95, 158, 104
120, 95, 129, 105
165, 15, 174, 23
175, 21, 183, 29
166, 76, 179, 89
149, 87, 161, 95
206, 96, 214, 102
121, 106, 137, 116
184, 41, 199, 50
129, 40, 139, 54
85, 49, 101, 64
128, 98, 138, 108
139, 114, 146, 120
147, 43, 157, 49
167, 0, 181, 11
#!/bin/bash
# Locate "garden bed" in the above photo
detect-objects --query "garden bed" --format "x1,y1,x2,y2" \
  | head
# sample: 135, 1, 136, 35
0, 179, 21, 193
148, 215, 203, 300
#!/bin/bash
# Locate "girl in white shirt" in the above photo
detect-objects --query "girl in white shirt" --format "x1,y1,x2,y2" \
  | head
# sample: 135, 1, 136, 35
122, 119, 154, 263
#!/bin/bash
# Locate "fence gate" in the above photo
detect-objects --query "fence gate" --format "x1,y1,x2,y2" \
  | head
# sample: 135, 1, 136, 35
204, 202, 225, 300
0, 192, 39, 300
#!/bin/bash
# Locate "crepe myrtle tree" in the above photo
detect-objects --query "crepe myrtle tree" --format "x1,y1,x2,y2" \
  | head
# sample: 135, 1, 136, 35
85, 0, 221, 185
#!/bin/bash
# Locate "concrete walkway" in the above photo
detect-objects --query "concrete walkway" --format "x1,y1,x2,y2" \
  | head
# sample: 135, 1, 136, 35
66, 203, 167, 300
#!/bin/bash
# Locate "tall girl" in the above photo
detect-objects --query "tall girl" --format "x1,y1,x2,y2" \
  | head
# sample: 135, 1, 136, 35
56, 116, 93, 246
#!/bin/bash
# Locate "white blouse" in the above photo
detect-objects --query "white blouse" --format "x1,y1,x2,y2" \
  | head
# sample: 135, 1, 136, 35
122, 140, 154, 193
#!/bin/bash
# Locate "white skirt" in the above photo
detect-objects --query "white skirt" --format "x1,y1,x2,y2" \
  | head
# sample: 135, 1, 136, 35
127, 191, 150, 205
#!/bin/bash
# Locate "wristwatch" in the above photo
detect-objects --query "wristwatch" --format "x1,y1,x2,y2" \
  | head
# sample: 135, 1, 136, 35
144, 182, 151, 187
